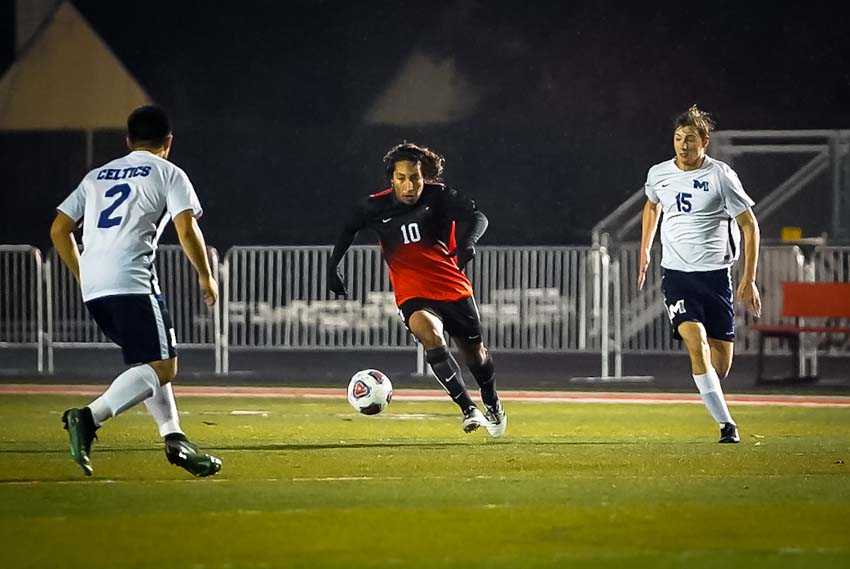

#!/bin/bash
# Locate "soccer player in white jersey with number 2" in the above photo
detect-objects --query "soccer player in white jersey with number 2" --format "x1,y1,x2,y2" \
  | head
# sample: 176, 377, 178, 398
638, 105, 761, 443
51, 105, 222, 476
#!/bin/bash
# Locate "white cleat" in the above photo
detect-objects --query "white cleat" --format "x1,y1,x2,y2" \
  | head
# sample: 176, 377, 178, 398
484, 402, 507, 438
462, 406, 488, 433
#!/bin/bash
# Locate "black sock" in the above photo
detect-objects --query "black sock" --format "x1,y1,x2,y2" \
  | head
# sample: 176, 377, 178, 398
80, 406, 98, 432
426, 346, 475, 412
469, 357, 499, 408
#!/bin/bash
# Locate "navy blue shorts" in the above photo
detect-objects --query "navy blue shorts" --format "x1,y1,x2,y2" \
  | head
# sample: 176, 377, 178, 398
661, 268, 735, 342
399, 296, 483, 345
85, 293, 178, 365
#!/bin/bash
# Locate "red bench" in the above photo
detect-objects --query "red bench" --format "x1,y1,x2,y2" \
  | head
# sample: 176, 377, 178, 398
751, 282, 850, 383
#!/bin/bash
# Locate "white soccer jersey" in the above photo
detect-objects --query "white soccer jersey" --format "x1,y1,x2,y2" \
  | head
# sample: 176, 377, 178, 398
644, 155, 755, 272
57, 150, 202, 302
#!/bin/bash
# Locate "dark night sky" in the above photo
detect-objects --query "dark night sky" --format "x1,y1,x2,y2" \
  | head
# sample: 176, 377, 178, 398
3, 1, 850, 247
67, 1, 850, 129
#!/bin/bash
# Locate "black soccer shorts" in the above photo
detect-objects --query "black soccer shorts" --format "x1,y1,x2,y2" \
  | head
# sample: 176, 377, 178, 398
85, 293, 178, 365
661, 267, 735, 342
399, 296, 484, 345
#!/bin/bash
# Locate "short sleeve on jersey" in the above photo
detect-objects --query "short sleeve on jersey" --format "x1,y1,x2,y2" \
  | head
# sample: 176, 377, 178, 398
57, 182, 87, 221
166, 168, 203, 219
644, 169, 659, 203
718, 164, 755, 218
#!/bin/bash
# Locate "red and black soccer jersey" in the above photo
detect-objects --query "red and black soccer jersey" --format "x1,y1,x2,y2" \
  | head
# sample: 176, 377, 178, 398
340, 183, 478, 306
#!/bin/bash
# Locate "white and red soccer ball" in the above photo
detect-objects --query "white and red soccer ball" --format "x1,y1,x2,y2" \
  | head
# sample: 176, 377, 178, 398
347, 369, 393, 415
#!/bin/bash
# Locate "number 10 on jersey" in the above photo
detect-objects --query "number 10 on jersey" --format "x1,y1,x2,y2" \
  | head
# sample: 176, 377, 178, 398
401, 223, 421, 244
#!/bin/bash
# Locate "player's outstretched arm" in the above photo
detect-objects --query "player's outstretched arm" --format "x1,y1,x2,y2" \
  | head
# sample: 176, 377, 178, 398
735, 208, 761, 318
50, 211, 82, 283
637, 199, 661, 290
327, 227, 357, 297
173, 210, 218, 307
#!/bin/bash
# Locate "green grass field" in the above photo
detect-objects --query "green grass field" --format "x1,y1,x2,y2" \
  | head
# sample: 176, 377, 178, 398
1, 394, 849, 569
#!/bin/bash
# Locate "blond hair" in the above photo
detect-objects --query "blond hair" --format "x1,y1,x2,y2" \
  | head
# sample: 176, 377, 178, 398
674, 105, 716, 140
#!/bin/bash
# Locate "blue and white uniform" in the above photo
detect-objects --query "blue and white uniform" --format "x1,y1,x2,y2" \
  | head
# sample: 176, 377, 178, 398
57, 151, 202, 364
644, 155, 755, 340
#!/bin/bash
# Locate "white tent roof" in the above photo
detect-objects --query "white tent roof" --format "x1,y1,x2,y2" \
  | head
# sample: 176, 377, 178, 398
365, 51, 479, 126
0, 1, 151, 130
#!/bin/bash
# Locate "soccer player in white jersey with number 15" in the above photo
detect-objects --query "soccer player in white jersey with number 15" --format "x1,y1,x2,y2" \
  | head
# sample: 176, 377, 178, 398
638, 105, 762, 444
50, 105, 222, 476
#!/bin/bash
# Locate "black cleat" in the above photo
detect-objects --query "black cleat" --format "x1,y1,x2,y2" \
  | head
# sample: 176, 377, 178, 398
483, 402, 507, 438
62, 408, 98, 476
165, 436, 222, 477
719, 422, 740, 444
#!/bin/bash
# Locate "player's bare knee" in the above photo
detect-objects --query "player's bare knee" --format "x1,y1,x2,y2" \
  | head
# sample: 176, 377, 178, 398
409, 312, 445, 349
149, 357, 178, 384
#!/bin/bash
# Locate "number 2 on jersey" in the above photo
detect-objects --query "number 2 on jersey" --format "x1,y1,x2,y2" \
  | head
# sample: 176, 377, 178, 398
675, 192, 692, 213
400, 223, 421, 244
97, 183, 132, 228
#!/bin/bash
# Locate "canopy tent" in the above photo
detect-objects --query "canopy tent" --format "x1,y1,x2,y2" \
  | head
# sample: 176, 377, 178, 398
0, 1, 151, 167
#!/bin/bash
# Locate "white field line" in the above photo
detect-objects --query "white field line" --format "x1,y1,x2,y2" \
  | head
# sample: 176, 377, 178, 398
2, 385, 850, 408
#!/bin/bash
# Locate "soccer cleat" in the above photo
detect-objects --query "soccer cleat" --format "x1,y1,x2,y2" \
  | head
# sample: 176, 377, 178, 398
461, 406, 488, 433
61, 408, 98, 476
165, 436, 222, 477
483, 402, 507, 438
719, 422, 740, 444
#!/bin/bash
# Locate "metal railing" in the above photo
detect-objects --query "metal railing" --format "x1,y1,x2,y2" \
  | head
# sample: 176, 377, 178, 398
2, 242, 848, 376
599, 242, 806, 364
221, 245, 598, 372
0, 246, 44, 372
593, 130, 850, 245
45, 245, 221, 373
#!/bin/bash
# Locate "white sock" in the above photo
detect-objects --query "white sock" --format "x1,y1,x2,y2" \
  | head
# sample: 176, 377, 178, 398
88, 364, 160, 426
693, 366, 735, 425
144, 382, 184, 438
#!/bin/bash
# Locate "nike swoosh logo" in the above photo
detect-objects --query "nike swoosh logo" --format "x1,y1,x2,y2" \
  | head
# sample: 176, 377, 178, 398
382, 218, 392, 223
661, 183, 670, 187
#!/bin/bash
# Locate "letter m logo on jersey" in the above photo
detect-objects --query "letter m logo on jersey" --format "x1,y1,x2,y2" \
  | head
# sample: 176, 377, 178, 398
693, 179, 710, 191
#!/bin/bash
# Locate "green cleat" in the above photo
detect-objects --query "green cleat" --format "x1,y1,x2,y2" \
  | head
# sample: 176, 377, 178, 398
165, 436, 222, 477
61, 408, 98, 476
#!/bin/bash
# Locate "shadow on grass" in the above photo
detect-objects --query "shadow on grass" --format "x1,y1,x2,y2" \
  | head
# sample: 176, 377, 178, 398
0, 439, 700, 455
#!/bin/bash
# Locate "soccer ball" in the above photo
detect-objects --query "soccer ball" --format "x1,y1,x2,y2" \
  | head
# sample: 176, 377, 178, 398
347, 369, 393, 415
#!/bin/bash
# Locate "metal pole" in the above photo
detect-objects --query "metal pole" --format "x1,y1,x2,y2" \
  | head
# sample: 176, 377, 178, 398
830, 132, 843, 242
221, 258, 230, 373
612, 258, 622, 378
210, 248, 222, 374
45, 260, 54, 374
600, 250, 610, 378
34, 248, 43, 373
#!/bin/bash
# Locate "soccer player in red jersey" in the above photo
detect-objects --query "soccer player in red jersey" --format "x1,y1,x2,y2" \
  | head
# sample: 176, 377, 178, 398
327, 143, 506, 437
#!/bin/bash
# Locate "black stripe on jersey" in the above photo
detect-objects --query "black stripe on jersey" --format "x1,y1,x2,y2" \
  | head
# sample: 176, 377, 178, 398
727, 218, 737, 258
147, 205, 169, 294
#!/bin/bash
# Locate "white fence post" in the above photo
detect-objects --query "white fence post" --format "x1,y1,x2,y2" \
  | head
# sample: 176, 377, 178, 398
0, 245, 44, 373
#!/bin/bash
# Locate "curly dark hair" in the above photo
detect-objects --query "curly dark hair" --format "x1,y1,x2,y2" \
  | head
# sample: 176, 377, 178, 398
382, 142, 445, 182
673, 105, 716, 140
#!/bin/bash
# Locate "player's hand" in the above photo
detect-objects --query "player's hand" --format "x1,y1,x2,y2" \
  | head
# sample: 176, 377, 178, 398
198, 274, 218, 307
737, 280, 762, 319
637, 250, 651, 290
455, 244, 475, 269
327, 267, 348, 297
